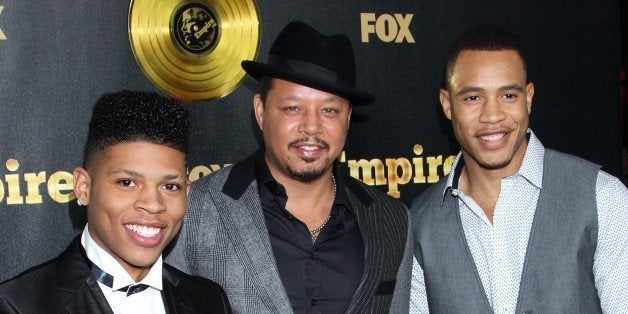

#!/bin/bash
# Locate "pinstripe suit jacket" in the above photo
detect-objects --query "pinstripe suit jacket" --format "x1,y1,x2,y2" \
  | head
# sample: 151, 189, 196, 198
166, 153, 412, 313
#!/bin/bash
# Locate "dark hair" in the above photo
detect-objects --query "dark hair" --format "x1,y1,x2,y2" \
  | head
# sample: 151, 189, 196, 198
444, 23, 527, 89
84, 90, 189, 167
258, 75, 274, 104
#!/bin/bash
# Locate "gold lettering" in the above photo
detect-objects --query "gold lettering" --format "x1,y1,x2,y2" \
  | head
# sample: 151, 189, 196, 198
0, 6, 6, 41
194, 19, 216, 39
24, 171, 46, 204
0, 148, 454, 204
393, 14, 415, 43
0, 178, 3, 203
189, 165, 211, 182
188, 164, 230, 182
347, 159, 386, 185
443, 155, 455, 176
360, 13, 376, 43
385, 157, 412, 198
5, 159, 23, 204
47, 171, 74, 203
426, 155, 443, 183
375, 14, 397, 42
412, 144, 426, 183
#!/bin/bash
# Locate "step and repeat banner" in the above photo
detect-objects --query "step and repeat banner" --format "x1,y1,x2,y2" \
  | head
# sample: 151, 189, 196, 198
0, 0, 620, 281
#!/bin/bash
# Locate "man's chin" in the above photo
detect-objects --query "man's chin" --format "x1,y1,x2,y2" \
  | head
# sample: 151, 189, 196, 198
287, 166, 327, 183
478, 158, 512, 170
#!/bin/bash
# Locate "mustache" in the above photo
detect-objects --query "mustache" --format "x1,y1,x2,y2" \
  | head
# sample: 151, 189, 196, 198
288, 137, 330, 149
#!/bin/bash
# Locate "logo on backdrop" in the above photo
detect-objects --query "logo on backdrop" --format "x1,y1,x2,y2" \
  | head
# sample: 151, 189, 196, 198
128, 0, 260, 101
1, 146, 454, 206
0, 6, 6, 40
360, 13, 414, 44
173, 3, 219, 54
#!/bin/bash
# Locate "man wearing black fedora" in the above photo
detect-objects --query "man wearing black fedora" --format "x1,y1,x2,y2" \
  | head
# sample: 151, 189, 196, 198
167, 21, 412, 313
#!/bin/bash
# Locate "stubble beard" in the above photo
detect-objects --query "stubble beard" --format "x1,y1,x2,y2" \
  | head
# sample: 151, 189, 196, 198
285, 137, 332, 183
477, 158, 512, 170
287, 156, 328, 183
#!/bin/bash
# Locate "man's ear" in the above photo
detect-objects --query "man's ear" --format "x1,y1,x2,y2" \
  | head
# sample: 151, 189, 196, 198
526, 82, 534, 114
73, 167, 91, 205
439, 89, 453, 120
253, 94, 265, 131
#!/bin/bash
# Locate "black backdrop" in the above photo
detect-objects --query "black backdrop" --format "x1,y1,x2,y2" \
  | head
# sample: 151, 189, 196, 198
0, 0, 620, 282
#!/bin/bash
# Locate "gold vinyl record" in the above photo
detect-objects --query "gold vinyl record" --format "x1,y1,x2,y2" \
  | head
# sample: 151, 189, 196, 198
129, 0, 260, 101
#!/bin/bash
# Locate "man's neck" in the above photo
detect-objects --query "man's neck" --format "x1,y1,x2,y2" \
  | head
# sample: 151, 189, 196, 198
83, 226, 159, 284
458, 148, 526, 222
271, 169, 336, 231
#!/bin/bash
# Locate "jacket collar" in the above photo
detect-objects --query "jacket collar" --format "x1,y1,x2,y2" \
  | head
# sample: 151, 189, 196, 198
222, 149, 373, 207
55, 236, 191, 314
440, 129, 544, 206
56, 236, 114, 314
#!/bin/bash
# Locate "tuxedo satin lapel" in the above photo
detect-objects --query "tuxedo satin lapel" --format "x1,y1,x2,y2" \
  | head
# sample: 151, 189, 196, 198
161, 274, 192, 314
212, 180, 292, 312
63, 278, 113, 314
57, 238, 114, 314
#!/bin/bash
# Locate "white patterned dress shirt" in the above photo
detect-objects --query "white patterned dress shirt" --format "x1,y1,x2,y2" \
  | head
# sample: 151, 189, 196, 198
410, 130, 628, 313
82, 225, 166, 314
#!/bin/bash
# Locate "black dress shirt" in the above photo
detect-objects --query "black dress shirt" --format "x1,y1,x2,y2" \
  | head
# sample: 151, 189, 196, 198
255, 151, 364, 313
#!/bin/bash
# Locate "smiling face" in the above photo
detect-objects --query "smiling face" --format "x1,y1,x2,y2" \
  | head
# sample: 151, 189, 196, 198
73, 141, 189, 281
254, 78, 351, 183
440, 49, 534, 174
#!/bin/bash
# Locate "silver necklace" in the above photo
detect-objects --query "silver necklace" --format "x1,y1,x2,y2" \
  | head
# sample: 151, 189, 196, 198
308, 173, 336, 244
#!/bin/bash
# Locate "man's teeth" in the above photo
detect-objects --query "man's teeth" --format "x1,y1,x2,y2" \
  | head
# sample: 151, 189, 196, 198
480, 133, 506, 141
301, 146, 318, 151
125, 224, 160, 237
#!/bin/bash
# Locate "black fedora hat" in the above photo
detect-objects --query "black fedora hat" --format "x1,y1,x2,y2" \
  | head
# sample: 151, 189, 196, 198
241, 21, 374, 105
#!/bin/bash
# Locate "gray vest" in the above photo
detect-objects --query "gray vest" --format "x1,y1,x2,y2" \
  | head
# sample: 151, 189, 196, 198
411, 149, 602, 313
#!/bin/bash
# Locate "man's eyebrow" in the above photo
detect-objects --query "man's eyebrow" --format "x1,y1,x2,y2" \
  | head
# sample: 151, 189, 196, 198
108, 169, 143, 178
455, 84, 525, 97
498, 84, 526, 93
163, 173, 185, 181
455, 86, 484, 96
107, 170, 185, 181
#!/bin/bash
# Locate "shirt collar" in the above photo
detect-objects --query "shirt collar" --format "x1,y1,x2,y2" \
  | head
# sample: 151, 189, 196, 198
253, 148, 354, 214
81, 224, 163, 291
441, 129, 545, 202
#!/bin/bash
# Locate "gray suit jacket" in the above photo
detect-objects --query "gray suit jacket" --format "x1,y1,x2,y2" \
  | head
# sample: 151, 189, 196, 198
166, 153, 412, 313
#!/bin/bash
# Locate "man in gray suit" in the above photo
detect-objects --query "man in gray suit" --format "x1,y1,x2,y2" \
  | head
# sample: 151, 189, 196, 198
410, 24, 628, 313
167, 21, 412, 313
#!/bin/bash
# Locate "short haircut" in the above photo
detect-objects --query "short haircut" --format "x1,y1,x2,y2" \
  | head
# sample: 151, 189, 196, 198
444, 23, 527, 89
258, 75, 274, 104
84, 90, 189, 167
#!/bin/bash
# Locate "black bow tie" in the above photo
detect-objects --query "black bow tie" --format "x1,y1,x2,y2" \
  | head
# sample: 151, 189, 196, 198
90, 261, 150, 296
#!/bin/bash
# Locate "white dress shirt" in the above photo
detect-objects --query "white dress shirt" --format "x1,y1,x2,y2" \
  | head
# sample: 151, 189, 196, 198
81, 225, 166, 314
410, 130, 628, 313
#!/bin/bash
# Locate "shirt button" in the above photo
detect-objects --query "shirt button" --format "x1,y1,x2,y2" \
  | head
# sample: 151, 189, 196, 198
308, 253, 314, 259
311, 300, 317, 305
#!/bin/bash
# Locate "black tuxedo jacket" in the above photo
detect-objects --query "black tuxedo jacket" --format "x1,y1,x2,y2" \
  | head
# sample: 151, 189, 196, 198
0, 236, 231, 313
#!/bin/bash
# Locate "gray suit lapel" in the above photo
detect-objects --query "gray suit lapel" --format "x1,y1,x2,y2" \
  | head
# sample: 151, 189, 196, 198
214, 178, 293, 313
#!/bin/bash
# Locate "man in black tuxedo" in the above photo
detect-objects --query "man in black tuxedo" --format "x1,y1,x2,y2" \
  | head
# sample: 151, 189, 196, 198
0, 90, 231, 313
